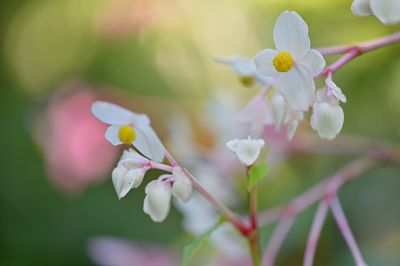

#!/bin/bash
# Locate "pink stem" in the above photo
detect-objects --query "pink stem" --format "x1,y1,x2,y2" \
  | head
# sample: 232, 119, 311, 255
303, 200, 330, 266
262, 217, 295, 266
330, 197, 367, 266
319, 32, 400, 76
149, 161, 174, 172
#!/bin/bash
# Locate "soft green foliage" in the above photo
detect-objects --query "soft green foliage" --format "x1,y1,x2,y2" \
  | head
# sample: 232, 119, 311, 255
247, 163, 270, 192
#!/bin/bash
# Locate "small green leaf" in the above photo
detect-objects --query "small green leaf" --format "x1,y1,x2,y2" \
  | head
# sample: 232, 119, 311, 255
247, 163, 270, 192
182, 217, 223, 266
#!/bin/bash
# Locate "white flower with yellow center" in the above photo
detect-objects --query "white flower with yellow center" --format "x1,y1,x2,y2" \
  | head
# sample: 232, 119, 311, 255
215, 57, 275, 87
352, 0, 400, 24
311, 79, 346, 140
226, 137, 265, 166
254, 11, 325, 111
91, 101, 165, 162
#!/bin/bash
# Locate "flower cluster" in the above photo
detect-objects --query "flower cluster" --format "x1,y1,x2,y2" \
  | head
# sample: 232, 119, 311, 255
92, 102, 193, 222
217, 11, 347, 141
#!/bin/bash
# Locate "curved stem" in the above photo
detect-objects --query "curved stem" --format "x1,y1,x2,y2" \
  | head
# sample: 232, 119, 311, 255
248, 185, 261, 265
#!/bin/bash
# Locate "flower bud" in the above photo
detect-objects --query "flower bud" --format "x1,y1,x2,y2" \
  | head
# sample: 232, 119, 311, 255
271, 93, 287, 131
119, 148, 149, 168
172, 168, 193, 203
143, 180, 172, 222
112, 166, 132, 199
311, 101, 344, 140
226, 137, 265, 166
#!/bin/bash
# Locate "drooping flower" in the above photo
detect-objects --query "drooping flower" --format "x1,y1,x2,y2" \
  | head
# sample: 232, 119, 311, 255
226, 136, 265, 166
254, 11, 325, 111
111, 149, 151, 199
143, 179, 172, 222
311, 79, 346, 140
171, 167, 193, 203
215, 57, 274, 87
352, 0, 400, 25
91, 101, 165, 162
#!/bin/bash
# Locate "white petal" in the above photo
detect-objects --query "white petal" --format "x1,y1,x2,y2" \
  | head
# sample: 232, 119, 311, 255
119, 149, 150, 168
239, 96, 274, 126
273, 11, 310, 58
112, 166, 131, 199
105, 125, 123, 145
298, 49, 326, 76
276, 65, 316, 111
133, 124, 165, 162
271, 94, 287, 131
254, 49, 278, 76
286, 119, 300, 140
352, 0, 373, 16
92, 101, 151, 126
172, 168, 192, 203
143, 182, 172, 223
311, 102, 344, 140
214, 57, 255, 76
370, 0, 400, 24
235, 139, 265, 166
226, 139, 240, 152
325, 79, 347, 103
125, 168, 146, 188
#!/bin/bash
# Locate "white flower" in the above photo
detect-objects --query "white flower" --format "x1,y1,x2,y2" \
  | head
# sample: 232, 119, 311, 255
271, 93, 287, 131
226, 136, 265, 166
215, 57, 274, 87
112, 149, 150, 199
284, 108, 304, 140
91, 101, 165, 162
352, 0, 400, 24
254, 11, 325, 111
311, 80, 346, 140
171, 167, 192, 203
143, 179, 172, 222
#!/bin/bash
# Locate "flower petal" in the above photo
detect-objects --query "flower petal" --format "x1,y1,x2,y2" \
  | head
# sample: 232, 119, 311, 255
273, 11, 310, 58
352, 0, 373, 16
254, 49, 278, 76
370, 0, 400, 24
105, 125, 123, 145
298, 49, 326, 76
133, 124, 165, 162
271, 93, 287, 131
92, 101, 150, 125
276, 65, 316, 111
235, 139, 264, 166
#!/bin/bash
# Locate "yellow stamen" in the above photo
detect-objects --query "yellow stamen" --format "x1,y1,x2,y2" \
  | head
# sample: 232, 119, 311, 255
239, 76, 255, 87
119, 125, 136, 144
273, 52, 294, 72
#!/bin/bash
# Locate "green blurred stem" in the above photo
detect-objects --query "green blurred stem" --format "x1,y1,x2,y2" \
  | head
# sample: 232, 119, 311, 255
247, 172, 261, 266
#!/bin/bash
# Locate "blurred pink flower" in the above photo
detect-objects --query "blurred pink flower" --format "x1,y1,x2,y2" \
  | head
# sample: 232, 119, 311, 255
44, 86, 118, 194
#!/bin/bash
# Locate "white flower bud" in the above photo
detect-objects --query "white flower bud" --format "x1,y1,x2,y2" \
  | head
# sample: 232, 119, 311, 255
112, 166, 132, 199
311, 101, 344, 140
125, 168, 146, 189
172, 168, 193, 203
271, 93, 287, 131
143, 180, 172, 222
226, 137, 265, 166
119, 149, 149, 168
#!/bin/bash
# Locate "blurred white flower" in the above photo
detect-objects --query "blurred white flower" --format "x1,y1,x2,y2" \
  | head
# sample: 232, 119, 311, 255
271, 93, 287, 131
143, 179, 172, 223
254, 11, 325, 111
284, 108, 304, 141
171, 167, 193, 203
92, 101, 165, 162
226, 137, 265, 166
311, 79, 346, 140
215, 57, 274, 87
112, 149, 150, 199
352, 0, 400, 24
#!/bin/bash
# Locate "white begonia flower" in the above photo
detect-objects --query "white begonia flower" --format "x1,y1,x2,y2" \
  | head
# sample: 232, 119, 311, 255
254, 11, 326, 111
143, 179, 172, 222
112, 149, 150, 199
226, 137, 265, 166
352, 0, 400, 25
171, 167, 193, 203
214, 57, 275, 87
311, 80, 346, 140
91, 101, 165, 162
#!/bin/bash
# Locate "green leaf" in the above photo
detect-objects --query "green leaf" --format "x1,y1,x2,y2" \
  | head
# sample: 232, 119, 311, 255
247, 163, 270, 192
182, 217, 224, 266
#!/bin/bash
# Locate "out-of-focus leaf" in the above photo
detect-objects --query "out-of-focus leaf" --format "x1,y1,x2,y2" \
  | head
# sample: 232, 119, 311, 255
247, 163, 270, 192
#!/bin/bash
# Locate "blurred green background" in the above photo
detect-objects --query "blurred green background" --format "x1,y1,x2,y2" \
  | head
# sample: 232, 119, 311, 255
1, 0, 400, 265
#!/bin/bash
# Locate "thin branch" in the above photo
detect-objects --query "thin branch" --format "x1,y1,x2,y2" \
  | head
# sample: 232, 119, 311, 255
330, 197, 368, 266
303, 200, 330, 266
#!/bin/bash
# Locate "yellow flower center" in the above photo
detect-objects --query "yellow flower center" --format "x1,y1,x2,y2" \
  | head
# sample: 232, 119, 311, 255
239, 76, 255, 87
273, 52, 294, 72
118, 125, 136, 144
